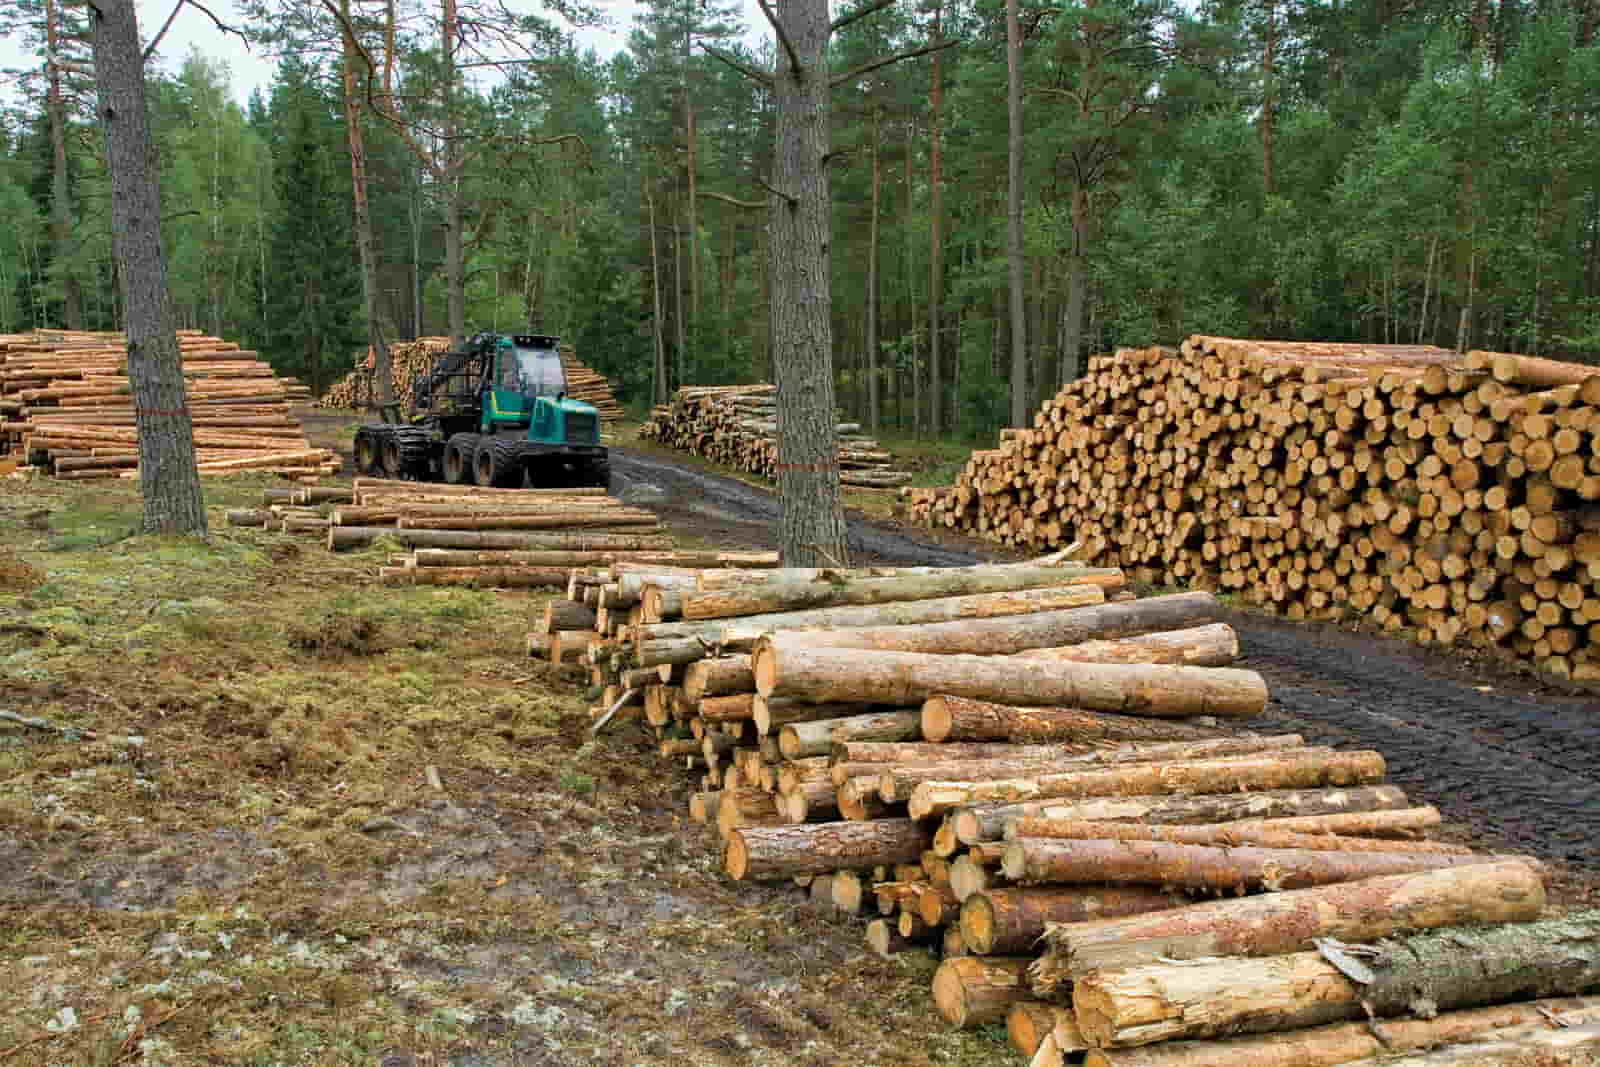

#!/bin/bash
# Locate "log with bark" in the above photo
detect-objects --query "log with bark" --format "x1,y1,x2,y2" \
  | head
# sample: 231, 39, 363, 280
923, 695, 1227, 744
931, 956, 1035, 1027
1004, 811, 1460, 851
960, 886, 1188, 956
723, 819, 932, 880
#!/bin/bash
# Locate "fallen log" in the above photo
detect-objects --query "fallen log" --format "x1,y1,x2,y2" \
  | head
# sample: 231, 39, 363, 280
932, 956, 1035, 1028
1080, 998, 1600, 1067
1072, 912, 1600, 1049
1010, 624, 1238, 667
397, 513, 661, 530
1003, 838, 1495, 891
683, 656, 755, 702
1003, 812, 1463, 852
328, 526, 675, 551
542, 601, 597, 633
748, 590, 1225, 657
1339, 1023, 1600, 1066
961, 887, 1187, 956
911, 749, 1387, 820
1030, 859, 1545, 992
755, 644, 1269, 718
723, 819, 931, 880
379, 566, 570, 588
680, 565, 1124, 620
923, 695, 1226, 744
753, 697, 883, 735
778, 710, 921, 759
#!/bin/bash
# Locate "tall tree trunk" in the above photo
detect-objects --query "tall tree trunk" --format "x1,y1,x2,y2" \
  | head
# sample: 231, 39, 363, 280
673, 211, 686, 384
867, 104, 882, 434
441, 0, 466, 347
770, 0, 848, 566
338, 0, 392, 409
1061, 187, 1088, 384
1006, 0, 1027, 428
44, 0, 83, 330
648, 186, 668, 404
1261, 0, 1276, 198
89, 0, 206, 535
927, 0, 945, 436
685, 98, 699, 335
907, 117, 921, 437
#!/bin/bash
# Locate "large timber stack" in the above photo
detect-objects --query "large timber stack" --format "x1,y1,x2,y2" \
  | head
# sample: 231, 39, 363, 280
319, 337, 624, 424
555, 559, 1596, 1066
0, 329, 332, 478
640, 384, 913, 487
907, 337, 1600, 682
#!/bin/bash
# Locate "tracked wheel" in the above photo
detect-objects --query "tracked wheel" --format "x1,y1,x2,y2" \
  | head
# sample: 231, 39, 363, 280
444, 433, 479, 484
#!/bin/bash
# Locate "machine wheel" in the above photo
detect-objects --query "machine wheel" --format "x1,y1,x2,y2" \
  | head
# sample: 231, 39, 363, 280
443, 433, 479, 484
586, 459, 611, 491
474, 437, 523, 488
353, 427, 384, 475
382, 426, 433, 480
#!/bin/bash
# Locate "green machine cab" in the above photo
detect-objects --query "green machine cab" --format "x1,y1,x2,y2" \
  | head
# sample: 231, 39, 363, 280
353, 332, 609, 489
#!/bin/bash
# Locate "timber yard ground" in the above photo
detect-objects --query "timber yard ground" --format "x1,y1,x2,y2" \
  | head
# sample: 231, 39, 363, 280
0, 408, 1598, 1066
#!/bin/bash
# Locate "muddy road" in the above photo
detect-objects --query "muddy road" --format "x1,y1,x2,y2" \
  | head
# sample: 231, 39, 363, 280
614, 445, 1600, 873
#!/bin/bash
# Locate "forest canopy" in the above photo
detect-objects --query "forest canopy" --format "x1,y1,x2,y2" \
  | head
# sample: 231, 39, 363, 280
3, 0, 1598, 442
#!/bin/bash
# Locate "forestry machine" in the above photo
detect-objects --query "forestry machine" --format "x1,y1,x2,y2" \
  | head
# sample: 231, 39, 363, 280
353, 332, 609, 488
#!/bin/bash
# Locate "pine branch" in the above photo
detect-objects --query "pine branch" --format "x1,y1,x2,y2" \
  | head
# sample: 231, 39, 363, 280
699, 190, 769, 211
701, 43, 773, 88
754, 0, 802, 81
830, 0, 900, 36
830, 38, 959, 88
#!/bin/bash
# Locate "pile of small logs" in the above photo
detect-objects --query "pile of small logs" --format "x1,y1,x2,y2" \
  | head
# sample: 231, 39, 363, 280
0, 329, 330, 478
319, 337, 624, 424
555, 559, 1596, 1065
640, 384, 913, 487
228, 477, 707, 587
906, 337, 1600, 682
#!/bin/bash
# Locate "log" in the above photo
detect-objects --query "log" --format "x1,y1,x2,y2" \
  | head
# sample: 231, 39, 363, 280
1002, 837, 1495, 891
542, 600, 597, 633
755, 644, 1269, 718
1003, 812, 1464, 852
723, 819, 931, 880
379, 566, 571, 588
932, 956, 1035, 1028
879, 736, 1307, 803
952, 786, 1416, 845
911, 750, 1387, 820
742, 591, 1223, 656
688, 790, 722, 823
831, 740, 1099, 766
698, 693, 756, 723
778, 710, 920, 759
1073, 913, 1600, 1049
328, 526, 676, 551
782, 781, 839, 823
923, 695, 1226, 744
1031, 860, 1546, 992
961, 887, 1186, 956
682, 655, 755, 702
752, 697, 882, 735
1010, 623, 1237, 666
837, 776, 894, 821
680, 565, 1123, 620
866, 918, 917, 957
1009, 1003, 1084, 1060
397, 513, 662, 530
1081, 998, 1600, 1067
1338, 1024, 1600, 1066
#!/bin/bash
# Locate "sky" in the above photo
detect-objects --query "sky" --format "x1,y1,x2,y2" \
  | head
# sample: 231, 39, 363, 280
0, 0, 771, 107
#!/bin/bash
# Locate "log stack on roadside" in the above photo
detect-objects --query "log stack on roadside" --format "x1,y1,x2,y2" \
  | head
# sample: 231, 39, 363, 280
640, 384, 913, 487
906, 337, 1600, 682
0, 329, 331, 478
319, 337, 623, 427
557, 557, 1586, 1066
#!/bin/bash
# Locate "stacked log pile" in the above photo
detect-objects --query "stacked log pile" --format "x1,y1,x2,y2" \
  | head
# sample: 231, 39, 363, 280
0, 329, 331, 478
557, 558, 1589, 1065
906, 337, 1600, 681
640, 384, 913, 487
319, 337, 623, 424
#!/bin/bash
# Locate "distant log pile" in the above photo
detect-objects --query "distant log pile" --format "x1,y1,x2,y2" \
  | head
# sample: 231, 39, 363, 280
640, 384, 913, 487
906, 337, 1600, 682
319, 336, 624, 424
0, 329, 332, 478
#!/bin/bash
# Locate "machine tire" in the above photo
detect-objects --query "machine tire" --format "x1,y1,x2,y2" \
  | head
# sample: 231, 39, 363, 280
587, 459, 611, 491
383, 426, 433, 480
443, 433, 479, 484
353, 427, 384, 475
474, 437, 523, 488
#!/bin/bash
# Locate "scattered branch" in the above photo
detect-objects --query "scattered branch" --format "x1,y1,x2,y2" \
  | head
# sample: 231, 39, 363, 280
756, 175, 798, 208
755, 0, 802, 80
178, 0, 249, 44
701, 43, 772, 88
699, 190, 769, 210
0, 710, 97, 741
830, 0, 900, 36
589, 687, 639, 736
141, 1, 186, 62
830, 38, 959, 88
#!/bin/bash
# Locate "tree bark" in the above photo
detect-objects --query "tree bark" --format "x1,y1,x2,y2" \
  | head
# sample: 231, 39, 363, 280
45, 0, 83, 330
927, 0, 945, 434
723, 818, 930, 880
962, 887, 1185, 956
751, 591, 1225, 661
683, 655, 755, 702
1009, 1002, 1085, 1060
932, 956, 1032, 1028
769, 0, 848, 567
1005, 811, 1460, 852
1011, 624, 1238, 667
1004, 837, 1498, 892
924, 696, 1226, 745
1006, 0, 1028, 428
778, 710, 920, 759
1335, 1025, 1600, 1066
337, 0, 392, 410
1075, 914, 1600, 1049
1082, 999, 1600, 1067
755, 645, 1270, 718
1030, 860, 1546, 993
950, 785, 1415, 846
1061, 186, 1088, 384
699, 565, 1117, 621
89, 0, 206, 535
648, 185, 668, 403
867, 104, 881, 434
753, 697, 881, 735
910, 750, 1386, 820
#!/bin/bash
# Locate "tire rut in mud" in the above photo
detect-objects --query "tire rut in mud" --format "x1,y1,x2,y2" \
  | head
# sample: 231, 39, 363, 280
609, 447, 985, 567
1232, 616, 1600, 868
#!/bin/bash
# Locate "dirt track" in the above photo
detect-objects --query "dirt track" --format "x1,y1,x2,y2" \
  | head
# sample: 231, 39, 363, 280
614, 445, 1600, 874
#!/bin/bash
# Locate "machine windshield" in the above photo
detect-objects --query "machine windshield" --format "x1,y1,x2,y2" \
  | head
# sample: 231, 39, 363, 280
498, 341, 566, 397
